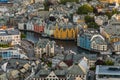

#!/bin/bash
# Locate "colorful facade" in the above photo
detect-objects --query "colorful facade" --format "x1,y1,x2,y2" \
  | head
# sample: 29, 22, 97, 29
53, 24, 76, 40
34, 24, 44, 33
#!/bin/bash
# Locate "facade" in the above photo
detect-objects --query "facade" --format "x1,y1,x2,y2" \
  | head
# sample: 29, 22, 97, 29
112, 41, 120, 52
77, 28, 107, 51
18, 23, 25, 30
91, 36, 107, 51
34, 39, 55, 58
96, 65, 120, 80
0, 28, 21, 46
0, 48, 28, 59
53, 23, 77, 40
26, 21, 34, 31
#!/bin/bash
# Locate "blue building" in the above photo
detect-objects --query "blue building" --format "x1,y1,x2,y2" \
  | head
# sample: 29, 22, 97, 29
77, 28, 99, 51
0, 50, 20, 59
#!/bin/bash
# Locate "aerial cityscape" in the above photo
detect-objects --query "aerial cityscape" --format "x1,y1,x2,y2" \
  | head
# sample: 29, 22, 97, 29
0, 0, 120, 80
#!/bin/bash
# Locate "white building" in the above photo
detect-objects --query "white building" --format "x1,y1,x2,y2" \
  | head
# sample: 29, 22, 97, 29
18, 23, 25, 30
0, 28, 21, 46
26, 21, 34, 31
96, 65, 120, 80
91, 35, 108, 51
113, 41, 120, 52
35, 39, 55, 58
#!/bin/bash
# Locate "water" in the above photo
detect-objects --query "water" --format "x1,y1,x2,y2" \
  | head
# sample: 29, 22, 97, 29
22, 31, 93, 54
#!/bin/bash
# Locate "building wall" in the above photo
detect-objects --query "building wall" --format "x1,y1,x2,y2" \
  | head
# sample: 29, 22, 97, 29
113, 43, 120, 51
77, 35, 91, 50
53, 27, 76, 39
35, 43, 55, 58
0, 34, 21, 46
91, 42, 107, 51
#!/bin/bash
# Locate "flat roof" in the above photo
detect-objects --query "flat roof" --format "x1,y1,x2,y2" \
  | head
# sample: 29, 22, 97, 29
96, 65, 120, 75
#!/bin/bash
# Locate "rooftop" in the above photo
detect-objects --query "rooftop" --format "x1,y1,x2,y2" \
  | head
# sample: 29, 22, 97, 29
96, 65, 120, 75
0, 28, 19, 36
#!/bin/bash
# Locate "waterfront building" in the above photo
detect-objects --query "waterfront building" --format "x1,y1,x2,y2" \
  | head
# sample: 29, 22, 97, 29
53, 23, 76, 40
91, 36, 108, 51
100, 19, 120, 43
34, 39, 55, 58
18, 22, 25, 30
34, 20, 44, 33
0, 28, 21, 46
77, 28, 107, 51
26, 21, 34, 31
96, 65, 120, 80
112, 41, 120, 52
44, 22, 55, 36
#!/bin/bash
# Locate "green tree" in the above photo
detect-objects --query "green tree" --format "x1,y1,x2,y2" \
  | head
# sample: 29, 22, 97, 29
85, 15, 94, 23
77, 4, 93, 14
60, 0, 79, 4
84, 15, 99, 29
104, 60, 114, 65
87, 22, 99, 29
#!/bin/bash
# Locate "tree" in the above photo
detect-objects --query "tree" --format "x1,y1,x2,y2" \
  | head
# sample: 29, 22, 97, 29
87, 22, 99, 29
84, 15, 99, 29
60, 0, 79, 4
85, 15, 94, 23
104, 60, 114, 65
77, 4, 93, 14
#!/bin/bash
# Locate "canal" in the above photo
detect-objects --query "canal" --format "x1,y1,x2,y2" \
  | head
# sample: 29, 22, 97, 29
22, 31, 94, 54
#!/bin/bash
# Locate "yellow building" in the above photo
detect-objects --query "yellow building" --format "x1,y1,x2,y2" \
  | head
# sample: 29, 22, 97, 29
53, 24, 77, 40
100, 0, 120, 3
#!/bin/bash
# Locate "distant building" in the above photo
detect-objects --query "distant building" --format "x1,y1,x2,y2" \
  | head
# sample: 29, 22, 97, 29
53, 23, 77, 40
96, 65, 120, 80
0, 48, 28, 59
77, 28, 107, 51
112, 41, 120, 52
34, 39, 55, 58
0, 28, 21, 46
100, 19, 120, 43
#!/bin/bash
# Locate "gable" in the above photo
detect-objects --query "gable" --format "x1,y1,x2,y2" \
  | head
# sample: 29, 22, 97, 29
46, 71, 58, 79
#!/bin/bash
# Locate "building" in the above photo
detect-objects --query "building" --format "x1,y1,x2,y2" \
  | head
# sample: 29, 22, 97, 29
53, 23, 77, 40
100, 0, 120, 3
0, 48, 28, 59
26, 21, 34, 31
34, 39, 55, 58
77, 28, 107, 52
33, 70, 66, 80
91, 36, 108, 51
96, 65, 120, 80
0, 28, 21, 46
67, 63, 86, 80
112, 41, 120, 52
100, 19, 120, 43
